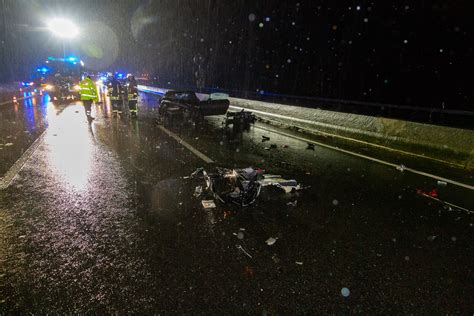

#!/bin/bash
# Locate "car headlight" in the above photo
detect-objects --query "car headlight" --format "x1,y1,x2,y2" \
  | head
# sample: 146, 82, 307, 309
45, 84, 53, 90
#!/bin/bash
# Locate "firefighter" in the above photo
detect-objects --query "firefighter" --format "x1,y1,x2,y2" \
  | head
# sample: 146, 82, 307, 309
79, 75, 99, 121
126, 75, 138, 117
107, 75, 123, 115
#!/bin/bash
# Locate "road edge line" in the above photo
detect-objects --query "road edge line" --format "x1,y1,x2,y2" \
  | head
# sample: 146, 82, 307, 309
255, 125, 474, 191
229, 105, 465, 169
0, 130, 46, 190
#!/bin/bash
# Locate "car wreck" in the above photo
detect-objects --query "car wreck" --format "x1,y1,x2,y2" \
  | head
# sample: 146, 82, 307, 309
191, 167, 303, 207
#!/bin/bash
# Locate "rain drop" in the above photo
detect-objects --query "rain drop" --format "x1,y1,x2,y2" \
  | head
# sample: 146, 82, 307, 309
332, 199, 339, 206
341, 287, 350, 297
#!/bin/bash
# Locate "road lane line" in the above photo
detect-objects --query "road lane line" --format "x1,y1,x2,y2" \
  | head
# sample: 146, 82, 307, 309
0, 95, 33, 107
0, 130, 46, 190
158, 125, 214, 164
255, 125, 474, 191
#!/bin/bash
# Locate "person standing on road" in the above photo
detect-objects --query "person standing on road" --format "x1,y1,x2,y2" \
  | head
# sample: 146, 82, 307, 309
108, 75, 123, 115
126, 75, 138, 117
79, 75, 99, 121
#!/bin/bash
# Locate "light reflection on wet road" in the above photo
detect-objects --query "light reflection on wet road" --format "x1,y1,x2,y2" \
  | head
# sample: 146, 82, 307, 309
0, 94, 473, 313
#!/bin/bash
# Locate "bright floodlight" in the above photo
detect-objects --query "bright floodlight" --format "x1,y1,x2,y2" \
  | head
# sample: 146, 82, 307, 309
47, 18, 79, 38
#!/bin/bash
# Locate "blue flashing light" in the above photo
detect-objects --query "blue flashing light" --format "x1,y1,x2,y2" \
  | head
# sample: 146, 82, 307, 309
67, 56, 78, 62
36, 67, 49, 74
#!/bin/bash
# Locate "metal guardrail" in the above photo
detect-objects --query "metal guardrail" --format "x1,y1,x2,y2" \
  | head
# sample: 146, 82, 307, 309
138, 84, 474, 129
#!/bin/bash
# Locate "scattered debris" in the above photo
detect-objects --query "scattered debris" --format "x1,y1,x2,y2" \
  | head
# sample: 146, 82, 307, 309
194, 186, 203, 197
265, 237, 278, 246
427, 235, 437, 242
270, 144, 277, 149
4, 143, 13, 147
396, 164, 406, 172
282, 144, 289, 148
243, 265, 254, 278
261, 135, 270, 142
236, 244, 253, 258
201, 200, 216, 209
417, 189, 472, 214
286, 200, 298, 207
295, 261, 303, 265
417, 188, 438, 198
341, 287, 350, 297
271, 254, 280, 264
437, 180, 447, 187
225, 110, 256, 132
306, 143, 315, 150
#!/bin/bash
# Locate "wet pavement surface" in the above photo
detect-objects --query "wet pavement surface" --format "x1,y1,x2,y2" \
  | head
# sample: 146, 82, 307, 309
0, 93, 473, 313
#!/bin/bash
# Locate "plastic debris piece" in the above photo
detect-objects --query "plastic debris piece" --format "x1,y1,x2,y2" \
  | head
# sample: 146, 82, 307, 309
236, 244, 252, 258
417, 188, 438, 198
396, 164, 406, 172
265, 237, 277, 246
282, 144, 289, 148
341, 287, 350, 297
237, 231, 244, 239
201, 200, 216, 209
295, 261, 303, 265
437, 180, 447, 186
272, 254, 280, 264
194, 186, 203, 197
306, 143, 315, 150
4, 143, 13, 147
427, 235, 437, 241
286, 200, 298, 207
261, 135, 270, 142
243, 265, 254, 278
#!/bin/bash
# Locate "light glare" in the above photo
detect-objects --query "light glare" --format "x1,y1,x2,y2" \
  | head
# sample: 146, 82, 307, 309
47, 18, 79, 38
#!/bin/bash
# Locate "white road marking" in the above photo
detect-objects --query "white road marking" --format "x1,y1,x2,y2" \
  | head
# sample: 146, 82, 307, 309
158, 125, 214, 164
255, 124, 474, 191
0, 131, 46, 190
229, 105, 465, 168
0, 95, 33, 107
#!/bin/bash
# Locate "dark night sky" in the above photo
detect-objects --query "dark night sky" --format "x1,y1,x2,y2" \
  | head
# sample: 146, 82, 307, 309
1, 0, 472, 110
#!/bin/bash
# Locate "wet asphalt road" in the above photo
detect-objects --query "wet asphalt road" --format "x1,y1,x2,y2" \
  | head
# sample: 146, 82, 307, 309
0, 93, 473, 313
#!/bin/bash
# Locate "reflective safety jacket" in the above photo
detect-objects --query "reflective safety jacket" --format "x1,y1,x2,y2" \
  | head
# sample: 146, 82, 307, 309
79, 77, 99, 102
